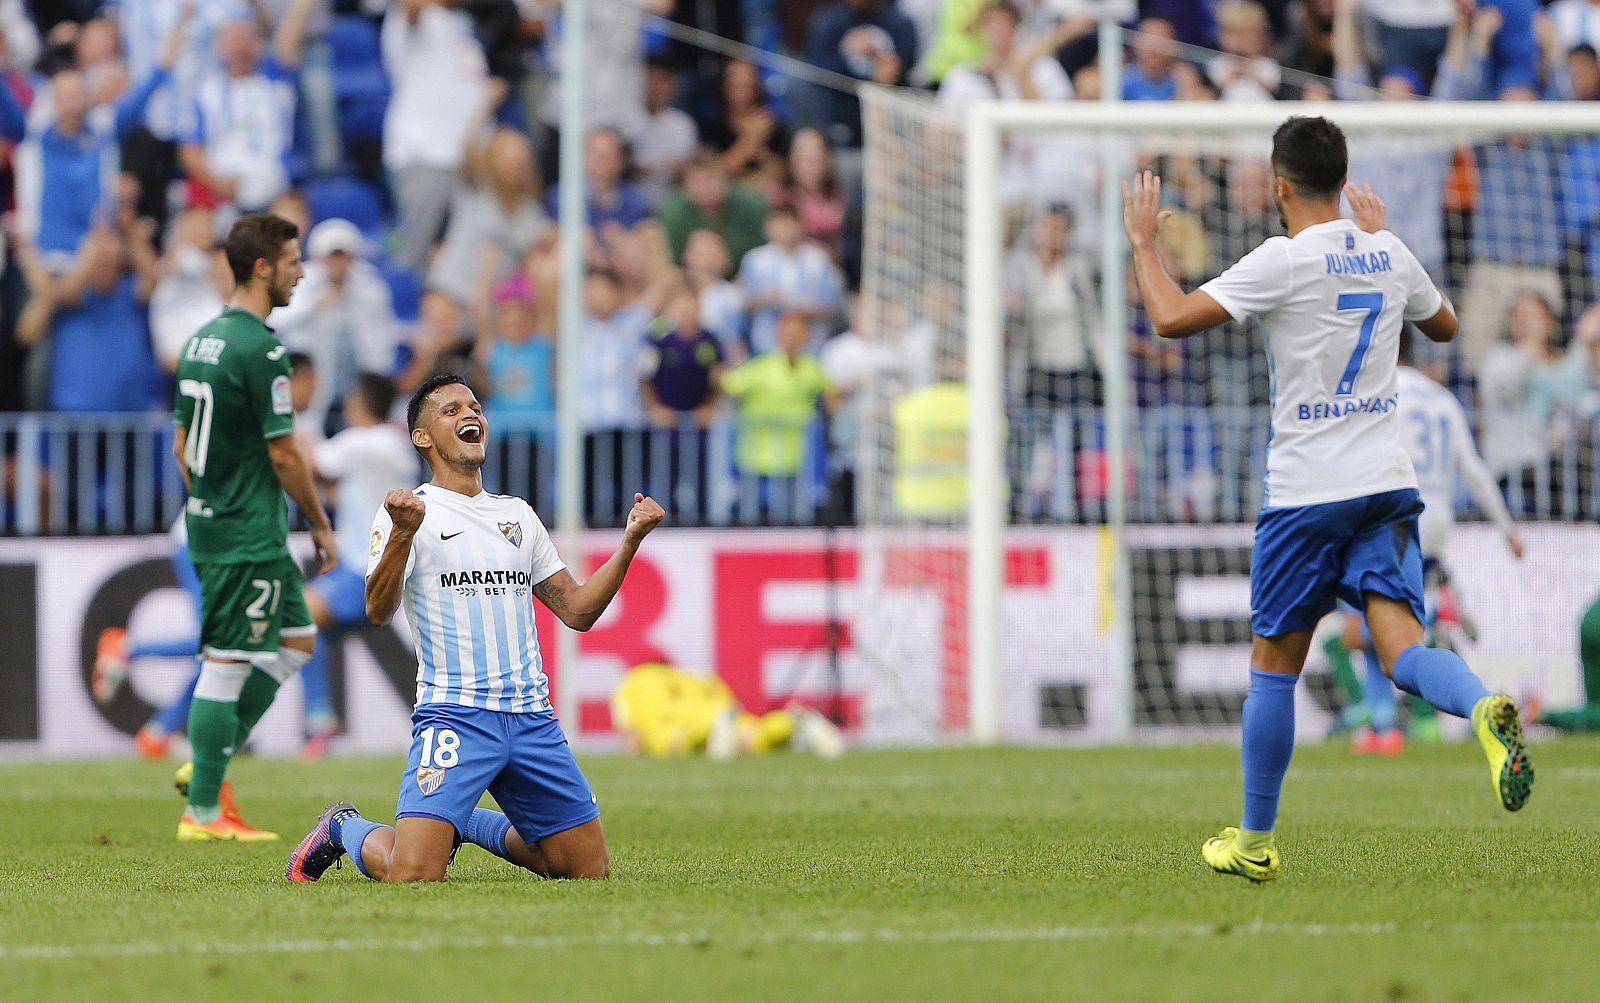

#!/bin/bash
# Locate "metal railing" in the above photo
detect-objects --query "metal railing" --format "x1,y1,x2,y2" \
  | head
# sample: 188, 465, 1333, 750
3, 407, 1594, 536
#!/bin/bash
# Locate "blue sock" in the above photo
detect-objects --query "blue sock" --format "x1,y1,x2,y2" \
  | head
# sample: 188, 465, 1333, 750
1363, 651, 1398, 734
152, 665, 201, 734
329, 810, 385, 879
1390, 646, 1491, 719
299, 642, 334, 727
1240, 669, 1298, 833
464, 807, 514, 862
129, 637, 200, 660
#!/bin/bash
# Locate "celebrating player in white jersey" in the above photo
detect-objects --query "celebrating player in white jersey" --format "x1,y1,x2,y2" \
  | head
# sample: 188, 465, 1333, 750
1123, 115, 1532, 883
285, 373, 664, 883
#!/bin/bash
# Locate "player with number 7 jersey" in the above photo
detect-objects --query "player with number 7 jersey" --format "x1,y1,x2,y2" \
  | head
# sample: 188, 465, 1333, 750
1123, 116, 1532, 883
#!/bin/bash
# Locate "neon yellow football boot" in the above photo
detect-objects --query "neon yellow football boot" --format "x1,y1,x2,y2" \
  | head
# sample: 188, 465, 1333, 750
1201, 827, 1280, 882
1471, 694, 1534, 812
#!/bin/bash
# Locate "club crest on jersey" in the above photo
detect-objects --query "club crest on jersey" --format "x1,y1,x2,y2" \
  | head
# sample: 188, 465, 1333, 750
499, 522, 523, 548
417, 766, 446, 796
250, 621, 268, 644
1345, 232, 1355, 250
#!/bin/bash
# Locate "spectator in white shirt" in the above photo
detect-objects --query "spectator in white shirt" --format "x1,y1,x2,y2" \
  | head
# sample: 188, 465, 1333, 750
179, 18, 300, 213
1549, 0, 1600, 52
683, 228, 747, 360
430, 80, 549, 307
738, 203, 845, 355
382, 0, 488, 272
149, 206, 229, 371
1207, 0, 1282, 101
634, 56, 700, 205
272, 218, 400, 433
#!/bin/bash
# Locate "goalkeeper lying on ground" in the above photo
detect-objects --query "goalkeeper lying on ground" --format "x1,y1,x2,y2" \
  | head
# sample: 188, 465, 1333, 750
612, 663, 844, 760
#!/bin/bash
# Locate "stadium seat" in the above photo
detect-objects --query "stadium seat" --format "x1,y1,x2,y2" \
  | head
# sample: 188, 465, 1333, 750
326, 15, 389, 143
303, 175, 386, 236
376, 257, 423, 322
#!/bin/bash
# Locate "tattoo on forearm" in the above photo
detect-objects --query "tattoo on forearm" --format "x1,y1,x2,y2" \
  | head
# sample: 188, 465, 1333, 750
536, 580, 570, 611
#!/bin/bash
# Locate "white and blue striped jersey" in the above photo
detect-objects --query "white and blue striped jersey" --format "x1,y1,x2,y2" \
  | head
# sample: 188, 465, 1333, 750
366, 484, 566, 713
1200, 219, 1444, 509
1394, 366, 1515, 557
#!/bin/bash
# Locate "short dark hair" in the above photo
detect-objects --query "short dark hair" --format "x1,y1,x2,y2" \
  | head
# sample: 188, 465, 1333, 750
983, 1, 1022, 24
407, 372, 470, 435
287, 351, 313, 373
223, 213, 299, 285
353, 372, 398, 422
1270, 116, 1347, 200
1572, 43, 1598, 61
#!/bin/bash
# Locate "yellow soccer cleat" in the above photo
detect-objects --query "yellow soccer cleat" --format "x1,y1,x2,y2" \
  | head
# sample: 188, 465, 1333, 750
1201, 827, 1280, 882
1471, 694, 1534, 812
174, 761, 193, 798
177, 810, 280, 842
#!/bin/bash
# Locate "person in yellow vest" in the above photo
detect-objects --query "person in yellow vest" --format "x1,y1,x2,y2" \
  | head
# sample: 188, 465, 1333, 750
718, 311, 840, 521
611, 662, 844, 759
893, 379, 974, 519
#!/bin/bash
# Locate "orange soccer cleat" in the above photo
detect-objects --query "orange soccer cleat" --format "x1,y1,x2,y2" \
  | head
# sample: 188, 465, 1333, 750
176, 781, 279, 842
91, 627, 130, 705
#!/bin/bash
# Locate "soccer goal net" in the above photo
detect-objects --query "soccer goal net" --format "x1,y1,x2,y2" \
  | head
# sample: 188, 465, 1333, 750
856, 89, 1600, 746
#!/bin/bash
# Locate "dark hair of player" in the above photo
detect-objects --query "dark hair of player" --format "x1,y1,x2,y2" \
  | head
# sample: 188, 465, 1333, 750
287, 351, 314, 373
223, 213, 300, 285
1270, 116, 1347, 200
407, 372, 470, 435
355, 372, 399, 422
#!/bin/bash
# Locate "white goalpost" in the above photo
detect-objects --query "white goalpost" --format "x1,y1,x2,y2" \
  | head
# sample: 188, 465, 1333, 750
859, 90, 1600, 746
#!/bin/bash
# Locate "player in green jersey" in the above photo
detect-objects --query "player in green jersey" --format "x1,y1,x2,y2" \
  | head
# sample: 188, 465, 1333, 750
172, 213, 337, 842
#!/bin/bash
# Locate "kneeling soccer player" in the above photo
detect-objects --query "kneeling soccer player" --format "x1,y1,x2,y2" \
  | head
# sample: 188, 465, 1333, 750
285, 374, 664, 882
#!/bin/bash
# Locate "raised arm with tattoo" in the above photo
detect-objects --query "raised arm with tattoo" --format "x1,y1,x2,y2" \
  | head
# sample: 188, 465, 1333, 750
533, 492, 666, 632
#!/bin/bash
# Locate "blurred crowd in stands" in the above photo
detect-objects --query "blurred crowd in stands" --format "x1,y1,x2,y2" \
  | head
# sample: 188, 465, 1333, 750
0, 0, 1596, 529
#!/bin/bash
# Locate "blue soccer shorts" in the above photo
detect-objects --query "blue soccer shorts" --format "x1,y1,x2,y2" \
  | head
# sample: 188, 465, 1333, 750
309, 565, 368, 628
395, 703, 600, 842
1251, 487, 1426, 638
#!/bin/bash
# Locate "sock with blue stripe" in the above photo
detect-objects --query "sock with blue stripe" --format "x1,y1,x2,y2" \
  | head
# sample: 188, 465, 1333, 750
1363, 650, 1398, 734
329, 809, 386, 879
1390, 645, 1491, 719
1240, 669, 1298, 839
464, 807, 514, 862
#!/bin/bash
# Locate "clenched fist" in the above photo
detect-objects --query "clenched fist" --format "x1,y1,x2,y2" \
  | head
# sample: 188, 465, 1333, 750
386, 488, 426, 533
623, 492, 665, 545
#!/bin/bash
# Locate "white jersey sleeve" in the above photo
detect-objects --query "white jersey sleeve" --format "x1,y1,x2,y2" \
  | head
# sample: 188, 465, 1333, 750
1446, 394, 1516, 535
1397, 239, 1444, 322
365, 501, 417, 581
1199, 237, 1293, 322
522, 500, 567, 586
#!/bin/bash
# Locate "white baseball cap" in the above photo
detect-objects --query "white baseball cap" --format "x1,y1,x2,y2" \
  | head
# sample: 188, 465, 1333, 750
306, 218, 365, 259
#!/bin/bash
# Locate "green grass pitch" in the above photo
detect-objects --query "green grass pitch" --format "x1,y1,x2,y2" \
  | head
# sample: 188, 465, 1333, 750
4, 739, 1599, 1001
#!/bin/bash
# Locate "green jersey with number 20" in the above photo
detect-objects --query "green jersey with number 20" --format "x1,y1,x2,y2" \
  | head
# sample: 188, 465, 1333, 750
173, 308, 296, 564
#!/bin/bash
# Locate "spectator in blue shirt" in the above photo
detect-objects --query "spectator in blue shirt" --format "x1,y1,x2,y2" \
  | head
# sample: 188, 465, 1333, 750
543, 128, 654, 235
480, 272, 555, 434
804, 0, 918, 147
639, 287, 724, 521
15, 26, 176, 269
29, 222, 163, 412
1123, 18, 1181, 101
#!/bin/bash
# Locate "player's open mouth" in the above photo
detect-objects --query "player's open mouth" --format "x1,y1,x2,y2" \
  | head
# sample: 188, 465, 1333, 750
458, 422, 483, 444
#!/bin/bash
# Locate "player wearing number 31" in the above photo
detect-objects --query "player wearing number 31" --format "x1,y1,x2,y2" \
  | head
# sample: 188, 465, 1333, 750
286, 373, 665, 883
1122, 116, 1533, 883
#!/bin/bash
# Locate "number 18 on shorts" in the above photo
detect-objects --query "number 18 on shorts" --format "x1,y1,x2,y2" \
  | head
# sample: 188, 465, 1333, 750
395, 704, 601, 841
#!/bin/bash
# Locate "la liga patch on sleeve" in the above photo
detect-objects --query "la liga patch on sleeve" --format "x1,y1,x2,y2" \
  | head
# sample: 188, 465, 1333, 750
271, 374, 293, 415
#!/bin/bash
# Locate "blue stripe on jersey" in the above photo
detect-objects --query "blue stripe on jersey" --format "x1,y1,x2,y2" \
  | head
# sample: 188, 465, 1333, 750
508, 582, 533, 709
483, 544, 515, 711
438, 573, 464, 705
410, 563, 438, 696
461, 537, 492, 708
